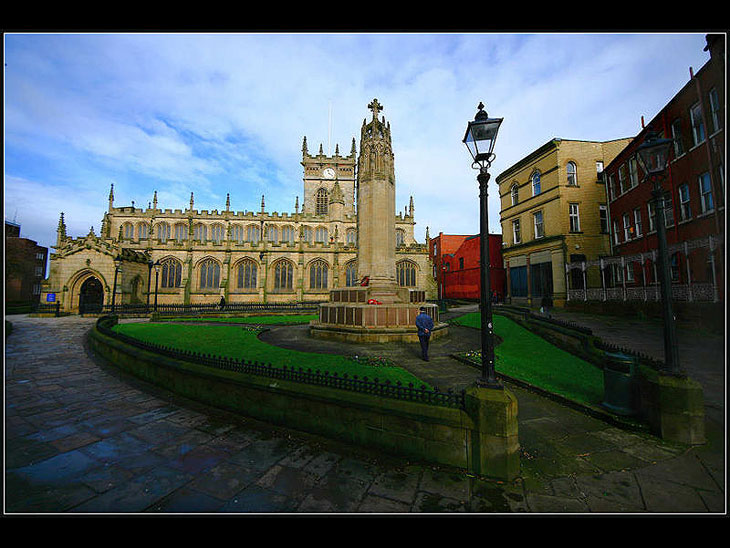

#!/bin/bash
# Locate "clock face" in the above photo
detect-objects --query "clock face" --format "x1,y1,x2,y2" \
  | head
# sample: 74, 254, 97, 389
323, 167, 336, 179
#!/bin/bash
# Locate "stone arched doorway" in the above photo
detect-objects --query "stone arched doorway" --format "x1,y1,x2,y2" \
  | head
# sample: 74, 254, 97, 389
79, 277, 104, 314
130, 275, 144, 304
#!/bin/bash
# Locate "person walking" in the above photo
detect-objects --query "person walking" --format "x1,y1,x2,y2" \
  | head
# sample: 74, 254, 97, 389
415, 306, 434, 361
540, 293, 552, 318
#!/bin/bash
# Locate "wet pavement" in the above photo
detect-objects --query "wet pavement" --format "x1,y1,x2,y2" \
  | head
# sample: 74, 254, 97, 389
4, 306, 726, 514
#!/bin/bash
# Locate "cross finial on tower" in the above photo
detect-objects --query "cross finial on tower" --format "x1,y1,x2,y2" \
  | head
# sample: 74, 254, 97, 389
368, 98, 383, 120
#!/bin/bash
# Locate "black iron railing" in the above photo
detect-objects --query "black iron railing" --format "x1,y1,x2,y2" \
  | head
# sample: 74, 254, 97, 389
98, 302, 324, 316
33, 302, 63, 316
95, 316, 465, 409
527, 312, 594, 335
593, 339, 665, 371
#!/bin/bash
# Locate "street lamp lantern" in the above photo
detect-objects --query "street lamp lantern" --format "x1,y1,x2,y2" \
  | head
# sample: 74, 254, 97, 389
635, 131, 674, 177
463, 102, 503, 169
464, 102, 503, 389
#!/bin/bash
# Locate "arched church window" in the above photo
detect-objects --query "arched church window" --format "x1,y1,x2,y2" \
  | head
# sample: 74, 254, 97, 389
314, 227, 328, 243
199, 259, 220, 289
157, 222, 170, 242
309, 260, 328, 290
160, 258, 182, 288
273, 260, 294, 290
267, 225, 278, 242
396, 260, 417, 287
345, 261, 358, 286
174, 223, 187, 242
246, 225, 260, 243
301, 226, 312, 243
232, 225, 245, 243
123, 223, 134, 240
281, 226, 294, 244
346, 229, 356, 245
237, 259, 257, 289
137, 223, 149, 240
316, 188, 328, 215
395, 229, 405, 247
211, 224, 225, 243
194, 224, 207, 242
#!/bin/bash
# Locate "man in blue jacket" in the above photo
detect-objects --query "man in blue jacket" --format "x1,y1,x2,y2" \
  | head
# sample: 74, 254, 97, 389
415, 307, 435, 361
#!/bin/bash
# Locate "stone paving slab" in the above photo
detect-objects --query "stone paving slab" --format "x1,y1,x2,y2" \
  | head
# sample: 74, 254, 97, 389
3, 312, 726, 514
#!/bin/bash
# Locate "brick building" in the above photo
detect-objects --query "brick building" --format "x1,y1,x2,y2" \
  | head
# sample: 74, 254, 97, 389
428, 232, 505, 300
428, 232, 470, 300
5, 221, 48, 306
497, 137, 632, 308
592, 33, 725, 305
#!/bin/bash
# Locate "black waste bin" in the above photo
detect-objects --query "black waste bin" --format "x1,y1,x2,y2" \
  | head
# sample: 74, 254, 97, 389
601, 351, 639, 416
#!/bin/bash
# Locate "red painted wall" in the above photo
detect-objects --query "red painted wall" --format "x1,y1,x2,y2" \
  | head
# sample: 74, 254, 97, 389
439, 234, 505, 300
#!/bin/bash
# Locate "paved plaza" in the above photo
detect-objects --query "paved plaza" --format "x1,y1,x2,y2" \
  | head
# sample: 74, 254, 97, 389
4, 306, 726, 514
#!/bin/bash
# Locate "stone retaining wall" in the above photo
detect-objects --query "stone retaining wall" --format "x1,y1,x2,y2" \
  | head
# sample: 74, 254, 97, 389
88, 323, 519, 479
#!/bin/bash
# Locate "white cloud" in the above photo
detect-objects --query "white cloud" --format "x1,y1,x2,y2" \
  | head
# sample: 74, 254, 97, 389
4, 32, 712, 249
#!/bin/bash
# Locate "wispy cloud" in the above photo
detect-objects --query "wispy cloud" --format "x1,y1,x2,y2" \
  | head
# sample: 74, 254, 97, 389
4, 32, 711, 254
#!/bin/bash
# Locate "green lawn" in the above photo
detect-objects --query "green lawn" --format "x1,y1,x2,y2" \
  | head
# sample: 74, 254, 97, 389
451, 312, 604, 406
158, 314, 318, 325
112, 322, 431, 388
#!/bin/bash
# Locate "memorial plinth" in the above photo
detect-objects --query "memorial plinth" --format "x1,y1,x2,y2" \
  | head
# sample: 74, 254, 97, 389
310, 288, 448, 343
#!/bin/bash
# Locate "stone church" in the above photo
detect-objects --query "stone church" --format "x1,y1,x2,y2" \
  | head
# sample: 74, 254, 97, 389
42, 100, 436, 313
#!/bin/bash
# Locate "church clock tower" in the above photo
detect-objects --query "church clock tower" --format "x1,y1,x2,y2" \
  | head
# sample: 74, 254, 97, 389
301, 136, 356, 216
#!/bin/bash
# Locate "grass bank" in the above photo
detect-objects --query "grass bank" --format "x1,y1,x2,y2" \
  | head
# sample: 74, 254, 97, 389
112, 322, 431, 388
451, 312, 604, 407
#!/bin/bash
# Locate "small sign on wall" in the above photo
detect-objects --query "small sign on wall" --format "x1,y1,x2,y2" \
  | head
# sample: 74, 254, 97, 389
46, 293, 56, 302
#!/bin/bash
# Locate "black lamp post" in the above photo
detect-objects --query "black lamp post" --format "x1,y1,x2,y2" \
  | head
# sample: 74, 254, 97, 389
111, 255, 123, 314
153, 261, 161, 312
634, 130, 682, 376
463, 102, 503, 389
439, 263, 448, 313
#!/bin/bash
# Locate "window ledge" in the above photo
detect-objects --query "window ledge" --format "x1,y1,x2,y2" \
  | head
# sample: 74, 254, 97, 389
688, 141, 706, 154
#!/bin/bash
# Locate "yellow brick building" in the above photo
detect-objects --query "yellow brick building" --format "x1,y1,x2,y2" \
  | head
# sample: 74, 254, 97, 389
497, 138, 631, 307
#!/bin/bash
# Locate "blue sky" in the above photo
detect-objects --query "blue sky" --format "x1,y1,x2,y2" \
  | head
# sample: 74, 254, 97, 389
4, 32, 713, 258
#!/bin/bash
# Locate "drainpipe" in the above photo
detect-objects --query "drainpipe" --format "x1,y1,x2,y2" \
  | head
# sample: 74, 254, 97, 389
691, 65, 721, 235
